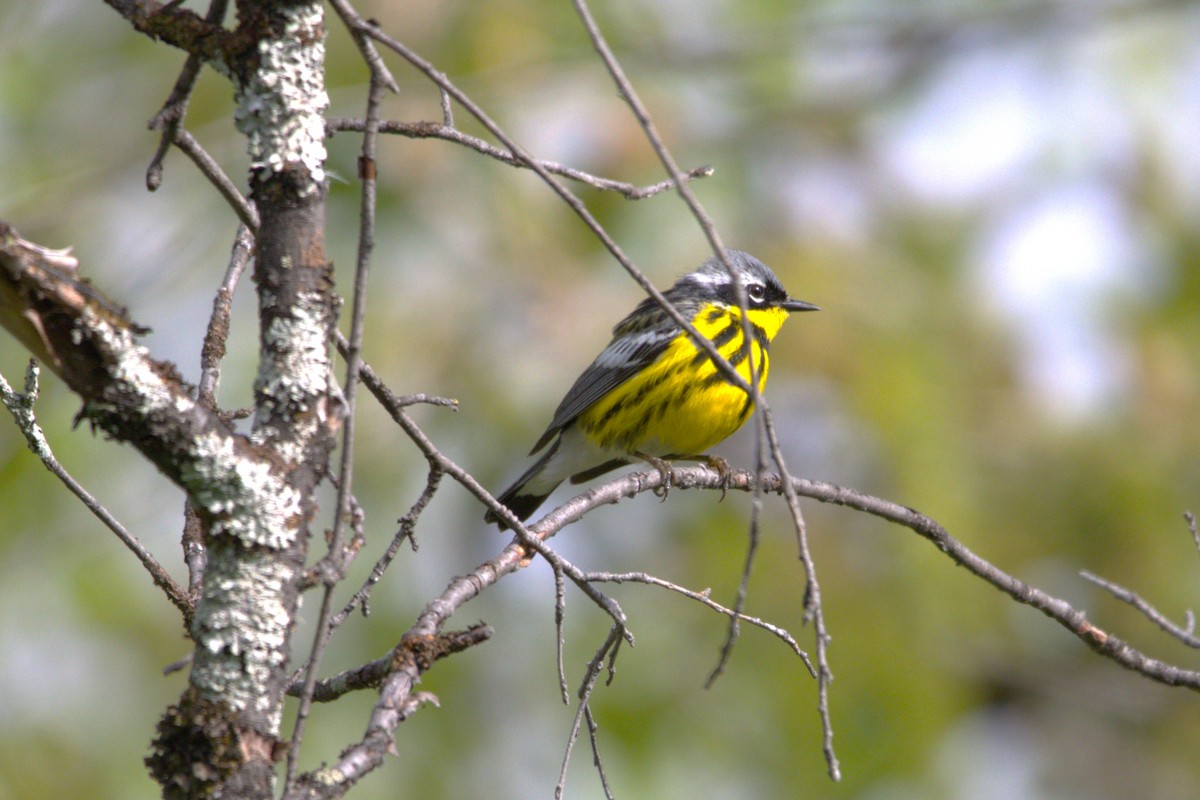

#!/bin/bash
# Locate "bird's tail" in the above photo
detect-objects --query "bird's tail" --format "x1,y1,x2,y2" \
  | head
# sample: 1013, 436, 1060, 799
484, 439, 562, 529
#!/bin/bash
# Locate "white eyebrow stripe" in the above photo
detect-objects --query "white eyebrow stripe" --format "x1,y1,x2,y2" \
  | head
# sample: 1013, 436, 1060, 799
688, 270, 727, 286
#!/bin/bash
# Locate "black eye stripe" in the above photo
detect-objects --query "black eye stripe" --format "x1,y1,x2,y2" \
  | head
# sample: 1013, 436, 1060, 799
714, 279, 774, 306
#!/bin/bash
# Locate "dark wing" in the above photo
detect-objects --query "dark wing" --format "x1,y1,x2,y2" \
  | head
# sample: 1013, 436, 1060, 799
528, 302, 678, 454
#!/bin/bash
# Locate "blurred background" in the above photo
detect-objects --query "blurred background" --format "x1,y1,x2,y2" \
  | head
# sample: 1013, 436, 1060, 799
2, 1, 1200, 798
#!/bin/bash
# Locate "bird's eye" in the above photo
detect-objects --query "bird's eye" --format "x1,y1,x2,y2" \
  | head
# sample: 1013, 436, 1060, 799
747, 283, 766, 303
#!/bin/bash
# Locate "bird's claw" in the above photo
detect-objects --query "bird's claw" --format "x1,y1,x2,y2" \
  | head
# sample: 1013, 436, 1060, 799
636, 451, 672, 501
703, 455, 732, 502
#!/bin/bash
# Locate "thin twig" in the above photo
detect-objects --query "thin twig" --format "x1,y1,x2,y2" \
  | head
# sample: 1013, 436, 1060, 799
327, 76, 387, 570
197, 224, 253, 409
171, 128, 259, 231
284, 625, 490, 799
299, 473, 370, 592
145, 0, 230, 190
706, 495, 758, 686
587, 571, 813, 672
583, 704, 615, 800
342, 339, 633, 640
570, 0, 757, 376
761, 412, 837, 779
0, 361, 191, 620
555, 564, 570, 704
183, 223, 253, 600
332, 468, 439, 627
1080, 569, 1200, 648
385, 391, 458, 409
327, 0, 400, 93
556, 625, 622, 799
706, 388, 770, 689
326, 118, 713, 199
333, 336, 458, 410
569, 0, 728, 251
285, 73, 388, 794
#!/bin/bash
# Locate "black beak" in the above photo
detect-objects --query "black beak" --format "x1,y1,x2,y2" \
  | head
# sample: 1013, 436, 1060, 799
781, 298, 820, 312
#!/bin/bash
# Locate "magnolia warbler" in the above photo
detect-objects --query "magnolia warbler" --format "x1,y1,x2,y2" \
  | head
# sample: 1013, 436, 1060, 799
486, 250, 818, 527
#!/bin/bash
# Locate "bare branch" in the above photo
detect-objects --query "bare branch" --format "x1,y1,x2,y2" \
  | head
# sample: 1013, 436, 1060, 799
569, 0, 765, 396
760, 411, 837, 778
98, 4, 335, 793
1079, 514, 1200, 650
326, 118, 713, 199
284, 625, 492, 800
570, 0, 727, 244
584, 703, 615, 800
146, 0, 232, 190
387, 391, 458, 409
103, 0, 235, 61
327, 0, 399, 93
706, 488, 760, 686
554, 564, 570, 704
1081, 571, 1200, 648
171, 128, 260, 231
330, 336, 632, 639
586, 571, 814, 672
0, 360, 191, 620
348, 40, 801, 727
557, 625, 623, 799
546, 465, 1200, 691
282, 348, 1200, 789
292, 528, 617, 703
198, 224, 254, 411
284, 345, 641, 800
333, 468, 438, 627
0, 222, 270, 486
286, 71, 389, 794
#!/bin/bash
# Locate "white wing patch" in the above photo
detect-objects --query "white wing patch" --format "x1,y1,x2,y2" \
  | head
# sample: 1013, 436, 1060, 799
593, 328, 675, 369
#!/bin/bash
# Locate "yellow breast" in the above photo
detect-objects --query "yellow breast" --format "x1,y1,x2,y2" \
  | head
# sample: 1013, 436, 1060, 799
577, 303, 788, 457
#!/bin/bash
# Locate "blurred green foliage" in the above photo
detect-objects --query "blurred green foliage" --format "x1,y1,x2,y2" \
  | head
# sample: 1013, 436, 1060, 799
2, 1, 1199, 798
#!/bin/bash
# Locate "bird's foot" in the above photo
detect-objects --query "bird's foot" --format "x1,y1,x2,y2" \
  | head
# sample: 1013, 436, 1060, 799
635, 451, 673, 501
702, 455, 732, 501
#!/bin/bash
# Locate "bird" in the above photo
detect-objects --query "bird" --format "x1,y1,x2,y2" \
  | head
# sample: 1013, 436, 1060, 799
485, 250, 818, 528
